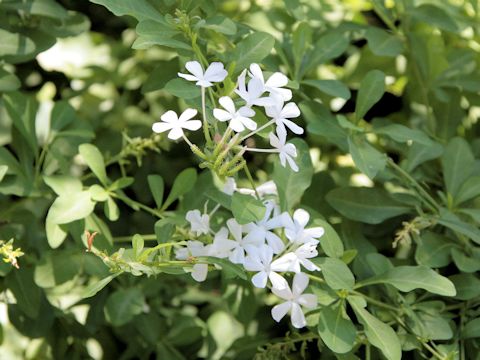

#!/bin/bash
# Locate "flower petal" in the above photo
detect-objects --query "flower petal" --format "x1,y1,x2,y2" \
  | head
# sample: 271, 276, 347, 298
282, 119, 304, 135
213, 109, 232, 122
265, 72, 288, 88
160, 110, 178, 123
239, 116, 257, 131
292, 272, 309, 297
271, 301, 291, 322
286, 154, 299, 172
168, 126, 184, 140
219, 96, 236, 114
204, 62, 228, 82
182, 120, 202, 131
271, 252, 297, 272
249, 63, 264, 83
269, 272, 288, 290
191, 263, 208, 282
281, 102, 300, 118
152, 122, 172, 133
238, 106, 255, 117
178, 73, 199, 82
185, 61, 204, 78
229, 118, 246, 133
293, 209, 310, 228
251, 271, 268, 288
179, 108, 198, 122
290, 303, 306, 328
298, 294, 317, 308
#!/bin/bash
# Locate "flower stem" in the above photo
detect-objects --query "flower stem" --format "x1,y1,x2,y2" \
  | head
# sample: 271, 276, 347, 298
243, 164, 260, 199
202, 87, 213, 147
245, 147, 279, 153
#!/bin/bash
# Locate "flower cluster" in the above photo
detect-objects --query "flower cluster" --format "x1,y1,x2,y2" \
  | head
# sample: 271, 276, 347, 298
152, 61, 303, 173
176, 179, 323, 329
0, 239, 24, 269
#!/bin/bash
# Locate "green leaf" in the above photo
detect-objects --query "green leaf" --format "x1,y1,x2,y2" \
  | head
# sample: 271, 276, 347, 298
438, 209, 480, 245
231, 193, 266, 225
414, 232, 453, 268
164, 78, 200, 99
449, 274, 480, 300
326, 187, 410, 224
454, 176, 480, 205
0, 68, 20, 92
0, 165, 7, 183
90, 0, 162, 21
441, 137, 475, 197
6, 268, 42, 319
302, 80, 351, 100
132, 234, 144, 260
0, 29, 35, 57
231, 32, 275, 73
154, 218, 176, 244
463, 318, 480, 339
47, 190, 95, 225
308, 32, 349, 72
45, 216, 67, 249
318, 302, 356, 354
3, 92, 38, 154
104, 196, 119, 221
105, 287, 144, 327
109, 177, 134, 191
3, 0, 69, 19
300, 100, 348, 150
411, 4, 458, 33
349, 296, 401, 360
141, 59, 179, 93
451, 248, 480, 273
205, 189, 232, 210
365, 27, 404, 57
44, 175, 83, 196
375, 124, 433, 146
34, 251, 82, 288
79, 143, 109, 185
273, 139, 314, 211
406, 142, 444, 172
359, 265, 456, 296
202, 16, 237, 35
292, 22, 312, 73
161, 168, 197, 210
148, 174, 164, 208
355, 69, 385, 120
89, 184, 109, 202
348, 135, 386, 179
133, 19, 190, 51
313, 219, 344, 258
313, 258, 355, 290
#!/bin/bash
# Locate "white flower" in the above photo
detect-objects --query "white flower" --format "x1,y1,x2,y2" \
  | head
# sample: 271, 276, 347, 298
265, 97, 303, 139
152, 109, 201, 140
280, 242, 321, 273
243, 244, 290, 289
223, 178, 278, 198
207, 227, 237, 258
271, 272, 317, 328
269, 131, 298, 172
178, 61, 227, 88
226, 218, 262, 265
249, 63, 292, 101
186, 210, 210, 236
243, 200, 286, 254
284, 209, 324, 245
235, 69, 275, 107
213, 96, 257, 133
175, 240, 210, 282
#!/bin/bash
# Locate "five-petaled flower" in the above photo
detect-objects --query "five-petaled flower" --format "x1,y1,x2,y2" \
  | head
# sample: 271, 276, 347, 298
269, 131, 299, 172
178, 61, 228, 88
213, 96, 257, 133
271, 272, 317, 328
152, 109, 201, 140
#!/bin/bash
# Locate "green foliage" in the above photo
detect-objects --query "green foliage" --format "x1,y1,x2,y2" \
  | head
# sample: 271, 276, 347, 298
1, 0, 480, 359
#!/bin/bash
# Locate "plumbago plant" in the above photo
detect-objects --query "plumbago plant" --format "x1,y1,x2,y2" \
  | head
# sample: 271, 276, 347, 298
2, 0, 480, 359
